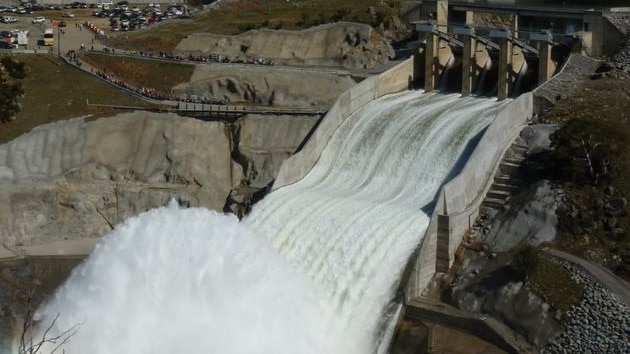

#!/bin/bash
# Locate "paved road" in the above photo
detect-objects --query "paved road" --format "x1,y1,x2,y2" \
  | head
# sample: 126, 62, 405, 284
545, 248, 630, 306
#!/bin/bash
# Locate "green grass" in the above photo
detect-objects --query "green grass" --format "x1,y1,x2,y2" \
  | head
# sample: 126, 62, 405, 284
108, 0, 401, 52
514, 247, 584, 313
80, 53, 194, 92
0, 54, 157, 144
528, 255, 584, 313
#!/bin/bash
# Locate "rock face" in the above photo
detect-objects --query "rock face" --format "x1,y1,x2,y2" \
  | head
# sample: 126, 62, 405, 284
483, 125, 561, 252
484, 180, 560, 252
445, 251, 563, 349
173, 64, 356, 107
223, 113, 318, 218
0, 111, 320, 247
233, 114, 318, 189
175, 22, 395, 69
0, 112, 240, 248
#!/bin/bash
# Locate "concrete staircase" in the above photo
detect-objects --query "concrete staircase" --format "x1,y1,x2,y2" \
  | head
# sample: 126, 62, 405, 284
480, 142, 527, 214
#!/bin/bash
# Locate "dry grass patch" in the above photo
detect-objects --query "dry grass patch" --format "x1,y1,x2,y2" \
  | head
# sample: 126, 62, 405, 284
514, 246, 584, 313
80, 53, 194, 91
0, 54, 156, 144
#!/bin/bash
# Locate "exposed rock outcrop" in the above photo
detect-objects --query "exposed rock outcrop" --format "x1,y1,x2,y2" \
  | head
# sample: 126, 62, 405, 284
483, 180, 560, 252
173, 64, 356, 107
232, 114, 318, 189
483, 125, 561, 252
444, 251, 563, 349
0, 110, 320, 247
223, 113, 319, 218
175, 22, 395, 69
0, 112, 240, 248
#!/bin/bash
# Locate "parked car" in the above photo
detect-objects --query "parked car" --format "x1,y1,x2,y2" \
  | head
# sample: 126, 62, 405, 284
62, 12, 75, 17
32, 16, 45, 24
0, 41, 15, 49
1, 16, 17, 23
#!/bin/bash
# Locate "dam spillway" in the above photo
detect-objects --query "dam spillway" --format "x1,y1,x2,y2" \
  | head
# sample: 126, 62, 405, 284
34, 91, 507, 353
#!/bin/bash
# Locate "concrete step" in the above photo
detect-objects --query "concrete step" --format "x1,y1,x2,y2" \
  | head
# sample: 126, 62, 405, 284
482, 197, 507, 210
487, 189, 511, 200
508, 145, 529, 156
492, 183, 519, 192
494, 175, 522, 185
511, 143, 528, 150
499, 161, 521, 175
504, 157, 526, 165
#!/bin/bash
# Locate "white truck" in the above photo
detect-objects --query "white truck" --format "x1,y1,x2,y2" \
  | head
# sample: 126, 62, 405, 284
43, 28, 54, 46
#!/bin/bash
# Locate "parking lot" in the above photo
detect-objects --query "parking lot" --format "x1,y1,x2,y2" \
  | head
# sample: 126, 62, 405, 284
0, 2, 187, 53
1, 10, 108, 53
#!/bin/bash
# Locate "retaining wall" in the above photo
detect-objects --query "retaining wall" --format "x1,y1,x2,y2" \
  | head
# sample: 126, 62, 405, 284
404, 300, 536, 354
404, 93, 533, 300
272, 58, 413, 189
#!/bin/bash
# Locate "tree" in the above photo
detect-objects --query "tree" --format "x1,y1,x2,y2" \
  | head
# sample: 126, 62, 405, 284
2, 270, 80, 354
0, 56, 26, 123
1, 56, 27, 79
18, 289, 81, 354
548, 117, 624, 186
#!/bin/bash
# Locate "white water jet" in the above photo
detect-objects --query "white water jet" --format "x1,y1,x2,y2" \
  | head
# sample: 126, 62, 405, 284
34, 91, 507, 353
34, 201, 355, 354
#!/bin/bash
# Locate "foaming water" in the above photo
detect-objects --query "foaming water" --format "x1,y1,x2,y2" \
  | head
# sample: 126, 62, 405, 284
34, 202, 356, 354
34, 91, 507, 353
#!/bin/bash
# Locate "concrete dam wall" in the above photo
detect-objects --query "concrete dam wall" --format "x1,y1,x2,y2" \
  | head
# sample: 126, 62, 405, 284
272, 56, 532, 298
404, 92, 532, 299
272, 57, 413, 189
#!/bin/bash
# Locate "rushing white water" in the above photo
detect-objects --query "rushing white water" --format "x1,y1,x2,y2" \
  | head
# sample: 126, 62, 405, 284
34, 91, 506, 353
34, 202, 353, 354
246, 91, 506, 349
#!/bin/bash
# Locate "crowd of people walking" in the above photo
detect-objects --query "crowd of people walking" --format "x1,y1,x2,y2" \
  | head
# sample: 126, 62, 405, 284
65, 50, 230, 105
126, 50, 276, 66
